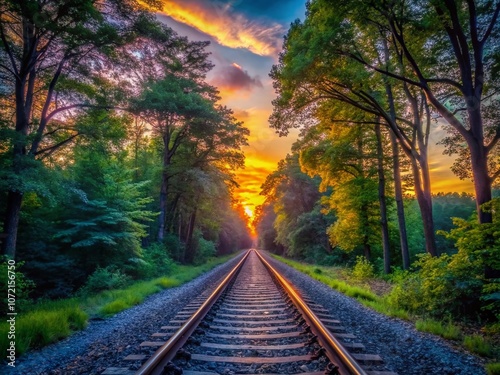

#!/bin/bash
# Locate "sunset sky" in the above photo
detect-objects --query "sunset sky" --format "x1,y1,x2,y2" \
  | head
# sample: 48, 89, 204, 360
155, 0, 474, 216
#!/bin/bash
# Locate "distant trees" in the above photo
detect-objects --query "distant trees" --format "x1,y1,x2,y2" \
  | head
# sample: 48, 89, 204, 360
256, 153, 335, 264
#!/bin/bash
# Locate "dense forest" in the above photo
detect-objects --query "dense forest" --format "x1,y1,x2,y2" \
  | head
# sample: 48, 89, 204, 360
255, 0, 500, 327
0, 0, 252, 300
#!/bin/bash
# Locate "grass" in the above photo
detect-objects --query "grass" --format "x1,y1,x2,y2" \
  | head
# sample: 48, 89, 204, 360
415, 318, 462, 340
0, 253, 237, 356
464, 334, 493, 357
486, 363, 500, 375
0, 299, 87, 356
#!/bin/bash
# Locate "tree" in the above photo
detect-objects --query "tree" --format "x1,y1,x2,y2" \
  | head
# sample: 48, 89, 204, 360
0, 0, 156, 257
299, 119, 382, 261
303, 0, 500, 225
54, 119, 155, 274
131, 76, 216, 241
269, 1, 439, 256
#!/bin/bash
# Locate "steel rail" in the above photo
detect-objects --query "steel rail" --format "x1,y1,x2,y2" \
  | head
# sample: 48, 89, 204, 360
135, 250, 251, 375
254, 250, 368, 375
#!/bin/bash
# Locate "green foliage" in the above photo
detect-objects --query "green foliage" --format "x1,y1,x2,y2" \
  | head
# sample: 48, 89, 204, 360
194, 237, 217, 265
0, 259, 35, 313
79, 267, 131, 295
352, 256, 375, 281
98, 282, 160, 315
438, 199, 500, 318
486, 363, 500, 375
463, 335, 493, 357
387, 253, 483, 317
127, 243, 177, 279
256, 153, 333, 261
155, 277, 181, 288
432, 193, 476, 253
54, 142, 156, 274
415, 319, 462, 340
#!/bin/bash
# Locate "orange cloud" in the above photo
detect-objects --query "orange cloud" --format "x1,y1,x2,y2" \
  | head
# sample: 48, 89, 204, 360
157, 0, 284, 56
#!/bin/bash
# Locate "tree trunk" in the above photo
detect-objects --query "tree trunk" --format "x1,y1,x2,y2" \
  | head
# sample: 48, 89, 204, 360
184, 209, 197, 264
1, 191, 23, 258
158, 134, 172, 241
469, 140, 499, 277
390, 132, 410, 269
2, 77, 30, 258
157, 176, 167, 242
470, 143, 493, 224
382, 66, 410, 268
375, 121, 391, 274
360, 201, 372, 261
411, 160, 438, 257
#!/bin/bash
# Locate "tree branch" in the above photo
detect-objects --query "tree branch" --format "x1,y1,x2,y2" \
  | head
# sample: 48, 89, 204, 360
34, 133, 80, 157
479, 2, 500, 44
0, 21, 20, 79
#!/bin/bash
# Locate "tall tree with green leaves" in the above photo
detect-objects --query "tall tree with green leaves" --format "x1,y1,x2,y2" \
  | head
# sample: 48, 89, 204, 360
299, 115, 382, 261
131, 76, 216, 241
290, 0, 500, 226
269, 1, 439, 256
0, 0, 156, 257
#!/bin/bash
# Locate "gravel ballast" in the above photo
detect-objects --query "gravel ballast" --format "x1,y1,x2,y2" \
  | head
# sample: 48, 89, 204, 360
4, 250, 487, 374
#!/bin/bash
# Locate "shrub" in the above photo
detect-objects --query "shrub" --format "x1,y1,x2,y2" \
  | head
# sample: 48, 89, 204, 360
194, 237, 216, 265
155, 277, 181, 288
387, 253, 483, 317
463, 334, 493, 357
163, 233, 184, 262
147, 243, 176, 274
352, 256, 374, 281
0, 258, 35, 313
130, 243, 177, 279
79, 267, 131, 295
439, 200, 500, 318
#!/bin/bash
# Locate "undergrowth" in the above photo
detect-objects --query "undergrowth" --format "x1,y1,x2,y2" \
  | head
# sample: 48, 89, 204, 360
270, 253, 499, 366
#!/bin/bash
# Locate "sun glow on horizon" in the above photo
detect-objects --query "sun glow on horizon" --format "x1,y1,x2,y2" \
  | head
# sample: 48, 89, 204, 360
244, 206, 254, 218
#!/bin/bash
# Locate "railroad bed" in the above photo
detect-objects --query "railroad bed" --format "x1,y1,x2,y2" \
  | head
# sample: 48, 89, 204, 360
102, 250, 397, 375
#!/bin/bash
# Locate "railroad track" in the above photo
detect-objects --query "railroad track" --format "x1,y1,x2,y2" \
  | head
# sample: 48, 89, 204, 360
103, 250, 397, 375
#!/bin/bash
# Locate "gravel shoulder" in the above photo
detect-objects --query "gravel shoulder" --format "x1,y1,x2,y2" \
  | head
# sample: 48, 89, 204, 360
3, 252, 245, 375
263, 251, 486, 375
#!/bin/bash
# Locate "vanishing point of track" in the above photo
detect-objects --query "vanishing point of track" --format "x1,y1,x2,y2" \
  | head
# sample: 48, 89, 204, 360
102, 250, 397, 375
